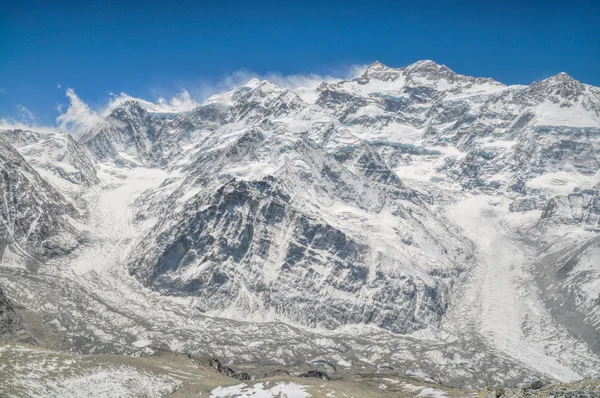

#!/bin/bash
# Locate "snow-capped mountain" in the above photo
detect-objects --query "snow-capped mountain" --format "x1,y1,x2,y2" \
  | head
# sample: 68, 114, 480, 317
1, 60, 599, 387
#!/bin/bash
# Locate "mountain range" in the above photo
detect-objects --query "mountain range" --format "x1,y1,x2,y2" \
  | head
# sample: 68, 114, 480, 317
1, 60, 599, 391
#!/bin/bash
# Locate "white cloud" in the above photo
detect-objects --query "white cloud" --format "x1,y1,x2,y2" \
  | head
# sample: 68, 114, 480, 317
2, 63, 368, 135
0, 118, 58, 134
104, 89, 199, 115
192, 64, 367, 102
16, 105, 36, 123
0, 88, 6, 95
56, 88, 105, 134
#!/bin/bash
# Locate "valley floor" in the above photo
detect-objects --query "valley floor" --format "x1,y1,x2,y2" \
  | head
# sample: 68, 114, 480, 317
2, 341, 599, 398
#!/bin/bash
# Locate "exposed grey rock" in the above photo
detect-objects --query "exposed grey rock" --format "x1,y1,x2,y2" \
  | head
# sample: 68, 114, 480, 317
0, 284, 34, 343
299, 370, 331, 380
0, 139, 79, 261
541, 189, 600, 230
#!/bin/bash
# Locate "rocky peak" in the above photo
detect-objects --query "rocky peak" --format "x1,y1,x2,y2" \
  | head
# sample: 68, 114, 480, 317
108, 100, 150, 124
403, 60, 455, 79
364, 60, 388, 73
358, 60, 401, 82
228, 79, 305, 122
232, 79, 284, 101
0, 129, 43, 146
401, 60, 502, 89
525, 72, 585, 103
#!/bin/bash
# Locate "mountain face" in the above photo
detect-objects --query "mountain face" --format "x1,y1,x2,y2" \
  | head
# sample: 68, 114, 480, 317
120, 61, 600, 338
1, 60, 600, 386
78, 100, 171, 167
0, 137, 80, 263
125, 76, 472, 334
0, 129, 99, 187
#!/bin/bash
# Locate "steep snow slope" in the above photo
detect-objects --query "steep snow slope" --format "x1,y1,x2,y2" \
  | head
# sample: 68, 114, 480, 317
1, 128, 99, 188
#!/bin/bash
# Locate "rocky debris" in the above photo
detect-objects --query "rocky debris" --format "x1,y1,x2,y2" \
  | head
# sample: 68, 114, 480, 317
0, 285, 34, 343
524, 380, 547, 391
209, 358, 253, 381
268, 369, 291, 377
478, 379, 600, 397
298, 370, 331, 380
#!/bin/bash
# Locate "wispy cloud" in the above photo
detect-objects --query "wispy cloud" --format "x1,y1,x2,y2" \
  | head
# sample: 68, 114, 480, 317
16, 105, 36, 123
189, 64, 367, 102
56, 88, 105, 133
105, 89, 200, 115
0, 88, 6, 95
2, 64, 367, 135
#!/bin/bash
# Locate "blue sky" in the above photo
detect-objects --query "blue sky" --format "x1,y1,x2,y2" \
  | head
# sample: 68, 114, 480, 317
1, 0, 599, 126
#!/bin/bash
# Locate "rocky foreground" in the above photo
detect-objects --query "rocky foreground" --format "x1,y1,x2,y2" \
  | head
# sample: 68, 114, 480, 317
1, 341, 599, 398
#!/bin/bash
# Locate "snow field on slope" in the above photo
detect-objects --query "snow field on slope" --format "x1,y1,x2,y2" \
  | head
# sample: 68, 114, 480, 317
70, 165, 172, 276
443, 195, 593, 381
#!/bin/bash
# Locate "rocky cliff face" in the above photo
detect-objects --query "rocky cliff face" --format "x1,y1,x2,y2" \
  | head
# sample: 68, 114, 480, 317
78, 100, 171, 166
0, 284, 33, 343
0, 138, 79, 262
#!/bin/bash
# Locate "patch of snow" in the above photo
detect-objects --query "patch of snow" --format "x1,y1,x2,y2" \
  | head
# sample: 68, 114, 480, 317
210, 382, 311, 398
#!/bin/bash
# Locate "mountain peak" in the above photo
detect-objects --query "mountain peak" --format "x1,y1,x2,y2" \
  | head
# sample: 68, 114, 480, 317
109, 99, 148, 119
366, 60, 388, 71
526, 72, 584, 100
542, 72, 579, 85
411, 59, 441, 68
245, 77, 264, 89
359, 60, 401, 82
403, 60, 453, 76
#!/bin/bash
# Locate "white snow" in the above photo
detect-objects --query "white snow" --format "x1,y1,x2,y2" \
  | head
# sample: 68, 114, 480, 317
210, 382, 311, 398
443, 195, 587, 381
2, 60, 600, 390
70, 166, 172, 276
526, 170, 600, 196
